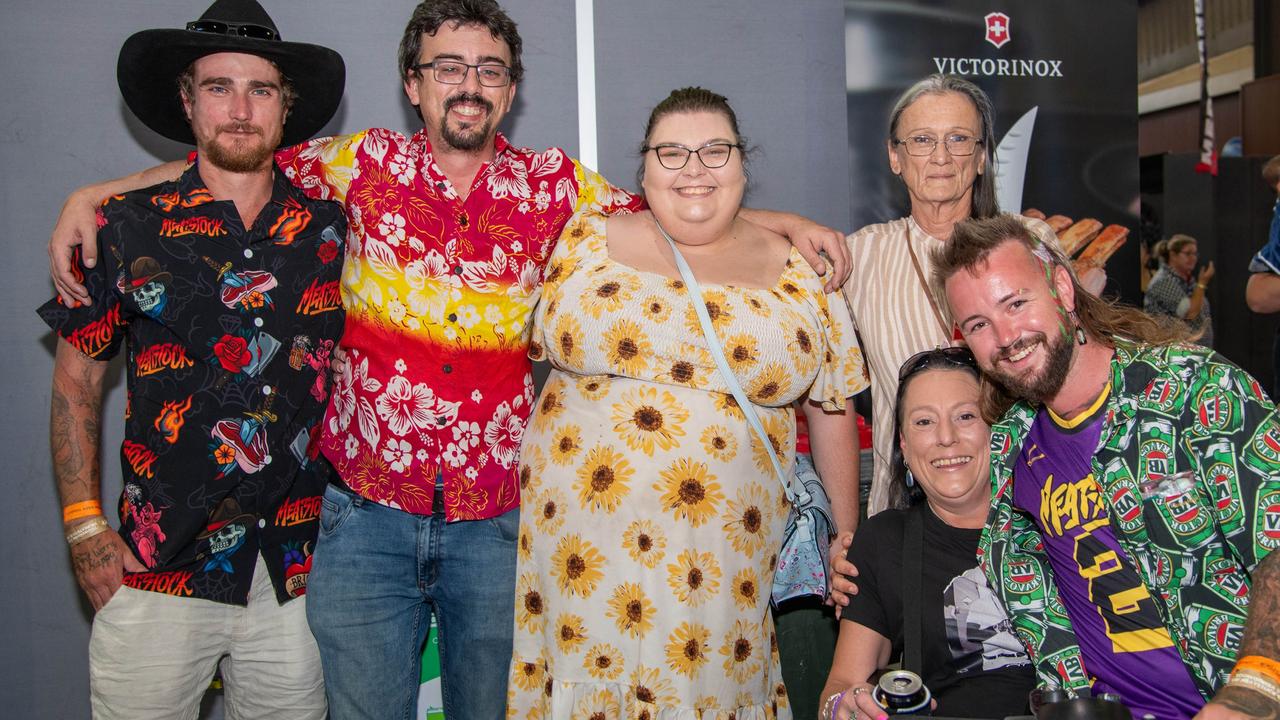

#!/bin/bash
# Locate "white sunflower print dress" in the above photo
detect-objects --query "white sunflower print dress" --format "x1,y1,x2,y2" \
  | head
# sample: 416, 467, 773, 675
507, 211, 867, 719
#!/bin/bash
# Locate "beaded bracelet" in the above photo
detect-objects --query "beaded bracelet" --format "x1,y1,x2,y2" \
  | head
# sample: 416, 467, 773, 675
1228, 670, 1280, 704
65, 516, 110, 546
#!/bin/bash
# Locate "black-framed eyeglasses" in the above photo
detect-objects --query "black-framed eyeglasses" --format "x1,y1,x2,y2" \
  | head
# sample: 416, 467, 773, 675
898, 346, 978, 381
413, 61, 513, 87
186, 20, 279, 41
892, 134, 983, 157
643, 142, 742, 170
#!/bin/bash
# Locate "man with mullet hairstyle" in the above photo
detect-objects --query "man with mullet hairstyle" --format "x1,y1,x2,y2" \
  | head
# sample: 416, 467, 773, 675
934, 213, 1280, 719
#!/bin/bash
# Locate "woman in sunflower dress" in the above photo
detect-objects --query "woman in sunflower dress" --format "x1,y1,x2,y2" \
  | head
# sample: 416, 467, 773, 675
507, 88, 866, 719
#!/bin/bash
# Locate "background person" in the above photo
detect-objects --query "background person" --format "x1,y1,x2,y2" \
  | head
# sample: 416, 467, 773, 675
507, 87, 865, 718
1246, 154, 1280, 395
819, 349, 1033, 720
1145, 233, 1215, 346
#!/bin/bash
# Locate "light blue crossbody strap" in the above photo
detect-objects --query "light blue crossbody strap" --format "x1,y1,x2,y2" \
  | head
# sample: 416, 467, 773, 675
653, 220, 801, 507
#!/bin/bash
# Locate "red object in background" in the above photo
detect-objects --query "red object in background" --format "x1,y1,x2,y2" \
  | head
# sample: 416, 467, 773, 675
794, 409, 873, 456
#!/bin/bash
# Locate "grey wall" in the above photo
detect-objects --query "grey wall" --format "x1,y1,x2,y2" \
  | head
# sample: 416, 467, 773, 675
2, 1, 847, 716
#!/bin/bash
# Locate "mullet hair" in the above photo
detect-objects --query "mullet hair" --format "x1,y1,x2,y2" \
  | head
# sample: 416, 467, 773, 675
931, 213, 1196, 422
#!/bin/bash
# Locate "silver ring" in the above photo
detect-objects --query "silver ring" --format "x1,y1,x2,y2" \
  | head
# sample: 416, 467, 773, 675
852, 686, 866, 697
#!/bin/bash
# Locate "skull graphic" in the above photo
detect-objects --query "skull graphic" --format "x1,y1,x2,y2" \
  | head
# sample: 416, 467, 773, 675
209, 522, 246, 554
134, 280, 166, 313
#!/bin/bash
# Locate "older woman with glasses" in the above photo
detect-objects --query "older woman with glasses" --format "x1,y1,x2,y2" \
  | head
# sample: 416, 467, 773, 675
505, 87, 866, 718
831, 76, 1064, 587
819, 349, 1034, 720
1144, 234, 1215, 347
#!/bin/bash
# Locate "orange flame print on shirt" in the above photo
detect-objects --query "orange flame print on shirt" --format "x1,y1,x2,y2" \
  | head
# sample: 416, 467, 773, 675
154, 395, 193, 445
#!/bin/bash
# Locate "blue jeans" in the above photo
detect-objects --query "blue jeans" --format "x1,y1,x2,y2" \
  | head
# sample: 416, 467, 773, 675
306, 481, 519, 720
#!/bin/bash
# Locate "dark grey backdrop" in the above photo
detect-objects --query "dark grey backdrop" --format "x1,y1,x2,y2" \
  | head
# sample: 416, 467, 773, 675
2, 1, 849, 716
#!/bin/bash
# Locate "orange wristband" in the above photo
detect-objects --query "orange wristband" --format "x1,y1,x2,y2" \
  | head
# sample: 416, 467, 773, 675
63, 500, 103, 524
1234, 656, 1280, 685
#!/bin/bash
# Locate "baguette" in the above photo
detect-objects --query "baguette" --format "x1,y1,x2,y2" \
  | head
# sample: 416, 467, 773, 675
1059, 218, 1103, 256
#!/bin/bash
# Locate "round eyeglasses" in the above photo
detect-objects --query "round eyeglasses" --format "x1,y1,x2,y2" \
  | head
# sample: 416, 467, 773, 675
414, 61, 512, 87
893, 134, 983, 157
643, 142, 742, 170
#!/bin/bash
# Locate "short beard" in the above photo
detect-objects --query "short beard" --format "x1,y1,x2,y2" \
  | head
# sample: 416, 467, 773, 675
439, 93, 494, 152
201, 123, 278, 173
987, 330, 1074, 405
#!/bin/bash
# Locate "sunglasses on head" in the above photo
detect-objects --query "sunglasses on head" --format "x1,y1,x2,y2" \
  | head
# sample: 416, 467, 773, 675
897, 346, 978, 381
186, 20, 278, 41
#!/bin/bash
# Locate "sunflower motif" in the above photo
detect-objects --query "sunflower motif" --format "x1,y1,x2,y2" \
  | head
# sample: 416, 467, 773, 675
569, 687, 621, 720
554, 612, 589, 655
630, 664, 678, 708
583, 274, 638, 318
518, 444, 546, 495
742, 292, 772, 317
683, 288, 734, 335
611, 385, 688, 456
575, 375, 610, 401
665, 621, 711, 678
581, 642, 625, 681
694, 696, 722, 713
640, 295, 671, 323
748, 363, 793, 405
720, 619, 763, 684
531, 386, 568, 433
533, 488, 568, 535
791, 325, 815, 357
515, 572, 546, 633
749, 411, 791, 474
730, 567, 762, 611
601, 318, 652, 377
621, 519, 667, 568
518, 525, 533, 561
605, 582, 654, 638
552, 314, 584, 367
666, 548, 722, 606
655, 458, 725, 527
699, 424, 739, 462
713, 391, 745, 421
562, 216, 594, 245
723, 482, 772, 556
549, 534, 606, 598
523, 701, 546, 720
723, 333, 760, 374
574, 444, 633, 513
549, 423, 584, 465
511, 658, 543, 693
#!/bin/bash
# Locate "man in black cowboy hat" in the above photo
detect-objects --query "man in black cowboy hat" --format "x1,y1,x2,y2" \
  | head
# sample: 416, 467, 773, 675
37, 1, 346, 716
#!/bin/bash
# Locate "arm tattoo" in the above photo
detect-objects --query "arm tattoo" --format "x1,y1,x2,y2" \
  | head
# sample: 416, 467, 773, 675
1241, 551, 1280, 659
50, 343, 105, 508
1212, 685, 1280, 720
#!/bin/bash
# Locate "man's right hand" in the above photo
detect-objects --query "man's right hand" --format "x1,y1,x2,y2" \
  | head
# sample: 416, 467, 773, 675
50, 187, 101, 307
70, 528, 145, 611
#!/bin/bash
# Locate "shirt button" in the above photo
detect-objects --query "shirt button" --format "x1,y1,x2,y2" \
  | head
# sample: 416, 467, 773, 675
457, 213, 468, 228
442, 364, 453, 374
254, 317, 264, 327
447, 313, 457, 323
262, 385, 273, 395
437, 417, 448, 426
451, 265, 462, 275
243, 248, 254, 259
258, 518, 266, 529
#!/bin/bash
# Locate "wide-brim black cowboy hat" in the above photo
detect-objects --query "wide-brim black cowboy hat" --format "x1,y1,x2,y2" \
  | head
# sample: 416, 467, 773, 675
117, 0, 345, 147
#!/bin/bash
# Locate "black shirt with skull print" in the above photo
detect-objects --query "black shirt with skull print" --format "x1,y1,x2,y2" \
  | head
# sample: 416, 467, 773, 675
39, 162, 346, 605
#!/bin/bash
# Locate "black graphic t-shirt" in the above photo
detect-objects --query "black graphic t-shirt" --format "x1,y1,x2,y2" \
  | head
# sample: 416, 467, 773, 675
843, 504, 1035, 718
38, 162, 346, 605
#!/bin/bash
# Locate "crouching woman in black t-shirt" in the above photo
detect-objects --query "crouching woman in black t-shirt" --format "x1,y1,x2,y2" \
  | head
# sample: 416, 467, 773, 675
819, 349, 1035, 720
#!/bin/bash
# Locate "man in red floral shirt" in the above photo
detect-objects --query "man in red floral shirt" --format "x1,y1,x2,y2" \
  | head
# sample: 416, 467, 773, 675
49, 2, 850, 717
